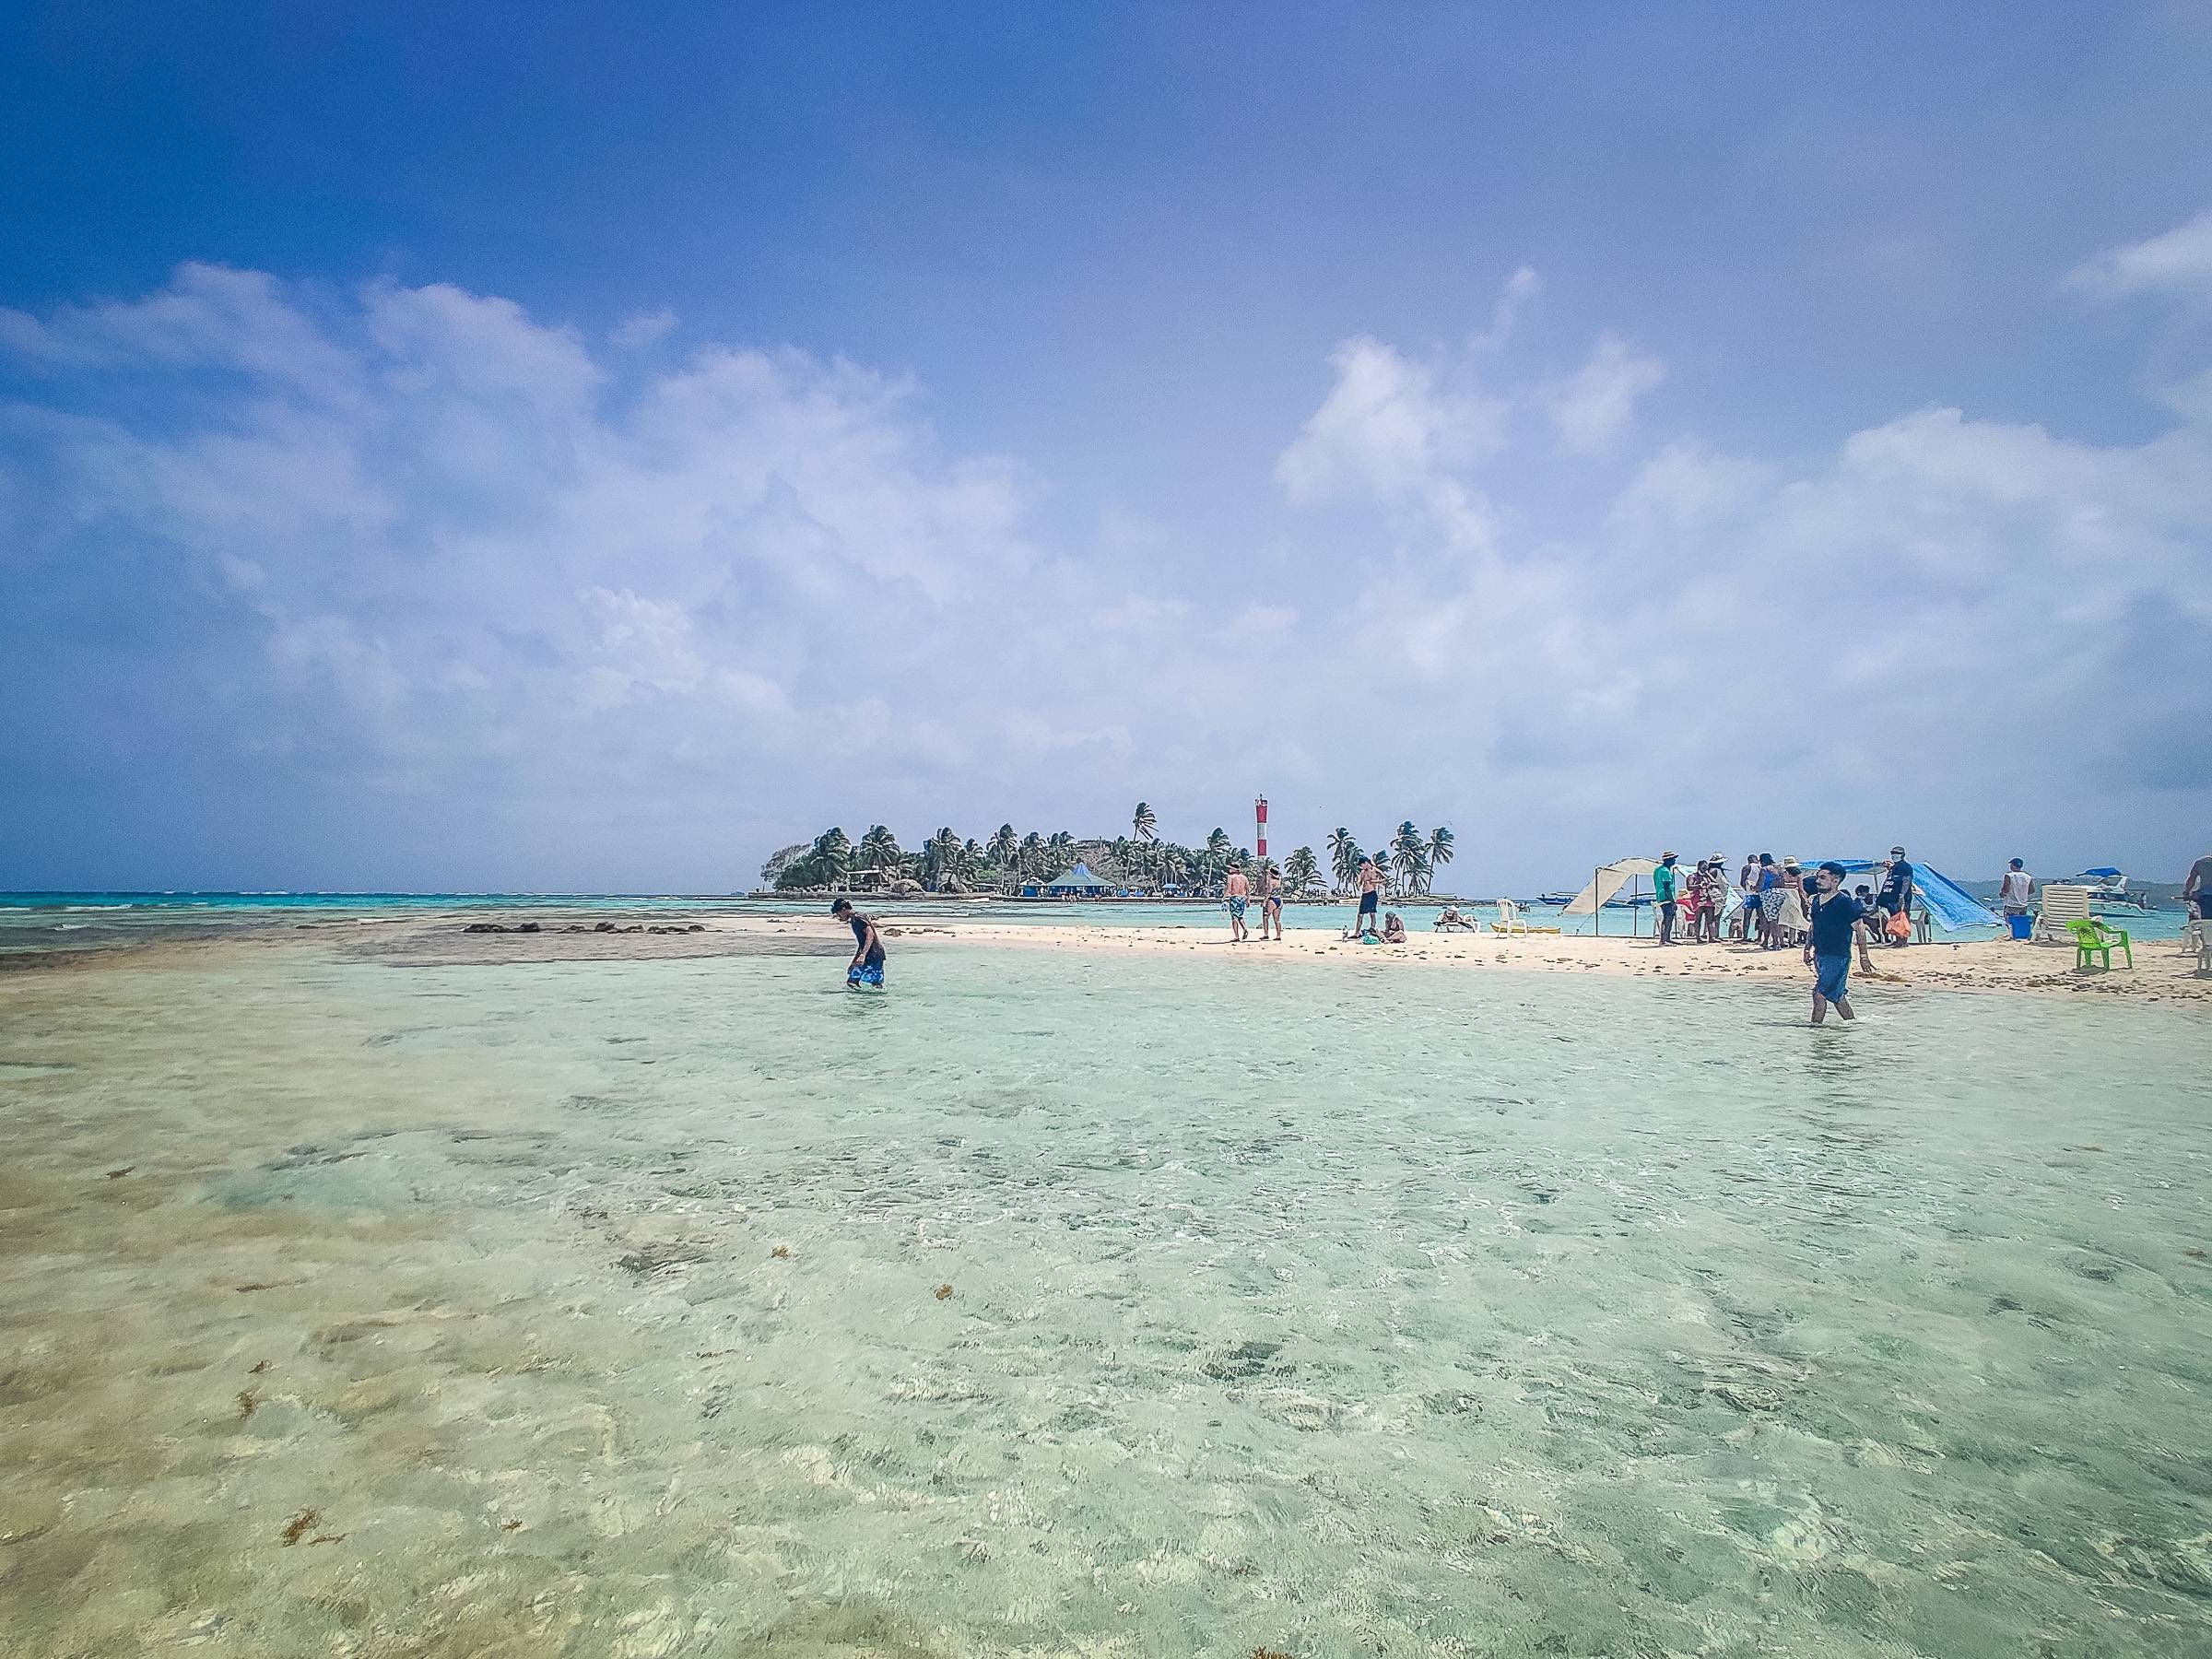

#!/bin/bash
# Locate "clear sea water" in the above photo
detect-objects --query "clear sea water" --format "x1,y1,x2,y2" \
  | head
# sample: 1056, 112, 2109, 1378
3, 888, 2190, 950
3, 923, 2208, 1655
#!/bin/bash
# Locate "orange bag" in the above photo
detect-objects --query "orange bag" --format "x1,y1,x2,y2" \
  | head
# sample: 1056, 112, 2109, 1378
1885, 909, 1912, 941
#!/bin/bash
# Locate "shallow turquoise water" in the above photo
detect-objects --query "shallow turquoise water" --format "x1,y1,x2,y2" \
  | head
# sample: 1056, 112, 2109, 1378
3, 937, 2210, 1655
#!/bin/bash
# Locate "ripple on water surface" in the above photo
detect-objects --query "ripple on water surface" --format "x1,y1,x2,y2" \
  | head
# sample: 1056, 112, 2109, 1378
1, 941, 2209, 1656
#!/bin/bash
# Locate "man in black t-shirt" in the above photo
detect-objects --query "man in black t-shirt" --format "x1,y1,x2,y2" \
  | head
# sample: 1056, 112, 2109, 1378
1804, 861, 1874, 1025
830, 898, 887, 988
1876, 846, 1914, 944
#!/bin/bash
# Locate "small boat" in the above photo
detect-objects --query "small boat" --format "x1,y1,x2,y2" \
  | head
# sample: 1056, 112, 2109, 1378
2072, 868, 2157, 912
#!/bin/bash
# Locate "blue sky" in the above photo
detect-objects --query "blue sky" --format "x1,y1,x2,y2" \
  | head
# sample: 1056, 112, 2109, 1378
4, 3, 2209, 891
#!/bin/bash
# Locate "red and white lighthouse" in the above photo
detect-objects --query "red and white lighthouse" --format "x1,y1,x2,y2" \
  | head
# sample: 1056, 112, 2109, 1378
1254, 795, 1268, 862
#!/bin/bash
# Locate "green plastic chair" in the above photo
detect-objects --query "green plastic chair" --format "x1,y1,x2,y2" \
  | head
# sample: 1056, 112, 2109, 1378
2068, 917, 2134, 971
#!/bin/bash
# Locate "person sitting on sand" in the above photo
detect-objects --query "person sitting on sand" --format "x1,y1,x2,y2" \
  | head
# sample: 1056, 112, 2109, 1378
830, 898, 886, 988
1382, 912, 1407, 944
1225, 862, 1251, 944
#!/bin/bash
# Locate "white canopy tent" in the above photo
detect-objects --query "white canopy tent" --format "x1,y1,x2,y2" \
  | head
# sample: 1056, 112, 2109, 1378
1560, 857, 1662, 935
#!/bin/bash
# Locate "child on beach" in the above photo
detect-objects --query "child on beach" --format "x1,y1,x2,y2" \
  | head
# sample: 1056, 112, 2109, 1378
830, 898, 886, 988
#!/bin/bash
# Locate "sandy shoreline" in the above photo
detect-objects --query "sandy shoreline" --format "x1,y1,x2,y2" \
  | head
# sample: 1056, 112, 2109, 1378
6, 905, 2205, 1006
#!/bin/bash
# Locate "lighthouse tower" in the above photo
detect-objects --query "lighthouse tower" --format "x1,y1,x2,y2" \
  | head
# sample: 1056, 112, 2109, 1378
1254, 795, 1268, 863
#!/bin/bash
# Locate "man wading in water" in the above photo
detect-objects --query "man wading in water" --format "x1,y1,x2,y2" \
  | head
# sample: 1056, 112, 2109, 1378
1804, 861, 1875, 1025
830, 898, 886, 988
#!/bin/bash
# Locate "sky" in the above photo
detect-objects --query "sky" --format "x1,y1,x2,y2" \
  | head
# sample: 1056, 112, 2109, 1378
3, 2, 2209, 893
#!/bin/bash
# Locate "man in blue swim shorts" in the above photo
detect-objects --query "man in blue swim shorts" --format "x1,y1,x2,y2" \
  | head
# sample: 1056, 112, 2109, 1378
1802, 861, 1873, 1025
1225, 862, 1250, 943
831, 898, 886, 988
1352, 854, 1382, 939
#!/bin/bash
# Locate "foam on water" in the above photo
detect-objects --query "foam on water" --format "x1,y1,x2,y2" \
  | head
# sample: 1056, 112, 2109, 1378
2, 937, 2209, 1655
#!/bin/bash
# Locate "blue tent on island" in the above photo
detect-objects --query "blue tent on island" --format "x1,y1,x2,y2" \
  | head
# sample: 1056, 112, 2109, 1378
1819, 858, 1995, 932
1039, 863, 1112, 897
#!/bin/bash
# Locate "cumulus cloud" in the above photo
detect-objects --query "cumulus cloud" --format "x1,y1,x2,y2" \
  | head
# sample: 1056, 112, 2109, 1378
1273, 335, 1504, 550
1541, 333, 1666, 455
2, 261, 2207, 888
2066, 207, 2212, 303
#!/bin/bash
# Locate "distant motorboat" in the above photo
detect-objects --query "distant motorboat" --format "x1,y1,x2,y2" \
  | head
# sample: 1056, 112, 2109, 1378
2071, 868, 2157, 912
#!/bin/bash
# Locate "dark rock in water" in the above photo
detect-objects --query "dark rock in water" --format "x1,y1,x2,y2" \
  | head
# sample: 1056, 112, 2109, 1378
464, 923, 509, 935
517, 921, 541, 934
688, 923, 707, 932
594, 921, 617, 932
1202, 1339, 1288, 1381
620, 924, 645, 934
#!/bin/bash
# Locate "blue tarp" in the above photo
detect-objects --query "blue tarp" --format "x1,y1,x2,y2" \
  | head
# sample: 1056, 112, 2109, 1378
1821, 859, 1995, 932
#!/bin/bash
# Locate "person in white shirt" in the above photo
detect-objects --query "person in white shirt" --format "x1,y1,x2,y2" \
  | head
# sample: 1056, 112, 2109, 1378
1997, 858, 2034, 920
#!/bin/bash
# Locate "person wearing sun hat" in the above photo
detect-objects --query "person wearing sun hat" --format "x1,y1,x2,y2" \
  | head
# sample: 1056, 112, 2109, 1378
1775, 858, 1809, 945
1699, 853, 1729, 941
1653, 850, 1681, 944
1877, 845, 1915, 945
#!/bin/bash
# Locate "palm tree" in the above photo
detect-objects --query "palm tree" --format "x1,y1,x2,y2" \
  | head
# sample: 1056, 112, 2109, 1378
984, 823, 1018, 889
1327, 828, 1360, 893
1018, 830, 1045, 882
1045, 830, 1076, 873
1391, 821, 1430, 894
1282, 845, 1320, 897
922, 826, 960, 888
1133, 802, 1157, 843
1205, 827, 1230, 863
1159, 844, 1191, 889
857, 824, 903, 872
811, 827, 853, 888
1427, 826, 1454, 889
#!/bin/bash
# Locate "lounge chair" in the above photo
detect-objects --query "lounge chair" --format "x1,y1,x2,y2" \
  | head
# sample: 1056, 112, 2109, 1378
2184, 916, 2211, 974
1489, 898, 1559, 936
2067, 917, 2133, 971
2036, 884, 2094, 944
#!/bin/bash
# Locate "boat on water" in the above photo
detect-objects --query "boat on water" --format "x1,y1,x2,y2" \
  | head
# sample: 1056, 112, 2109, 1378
2072, 868, 2158, 911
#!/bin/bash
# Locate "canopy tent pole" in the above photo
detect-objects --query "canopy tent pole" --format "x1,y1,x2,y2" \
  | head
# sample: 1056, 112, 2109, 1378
1594, 867, 1601, 936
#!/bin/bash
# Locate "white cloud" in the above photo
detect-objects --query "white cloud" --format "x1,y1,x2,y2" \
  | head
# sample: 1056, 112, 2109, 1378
1471, 265, 1542, 349
1541, 333, 1665, 456
1274, 335, 1506, 506
610, 308, 677, 348
3, 262, 2207, 889
2066, 207, 2212, 302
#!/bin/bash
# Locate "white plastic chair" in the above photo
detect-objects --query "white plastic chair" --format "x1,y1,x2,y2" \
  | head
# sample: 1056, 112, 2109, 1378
2035, 885, 2094, 944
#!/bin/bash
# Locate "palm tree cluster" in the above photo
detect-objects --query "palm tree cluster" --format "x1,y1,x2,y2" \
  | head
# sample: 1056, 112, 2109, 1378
1326, 822, 1455, 896
764, 804, 1456, 899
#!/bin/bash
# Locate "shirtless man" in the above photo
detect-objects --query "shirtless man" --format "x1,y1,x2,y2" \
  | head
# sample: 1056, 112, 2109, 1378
1225, 863, 1251, 943
1350, 855, 1383, 939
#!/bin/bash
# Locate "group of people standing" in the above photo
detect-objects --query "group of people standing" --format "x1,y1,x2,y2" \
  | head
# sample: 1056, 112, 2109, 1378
1653, 846, 1919, 954
1650, 845, 1926, 1024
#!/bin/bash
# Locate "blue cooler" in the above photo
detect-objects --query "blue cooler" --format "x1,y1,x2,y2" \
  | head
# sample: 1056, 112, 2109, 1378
2007, 913, 2032, 939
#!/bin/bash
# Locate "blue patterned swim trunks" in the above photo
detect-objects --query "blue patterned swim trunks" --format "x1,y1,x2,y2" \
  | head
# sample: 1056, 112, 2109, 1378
848, 961, 885, 987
